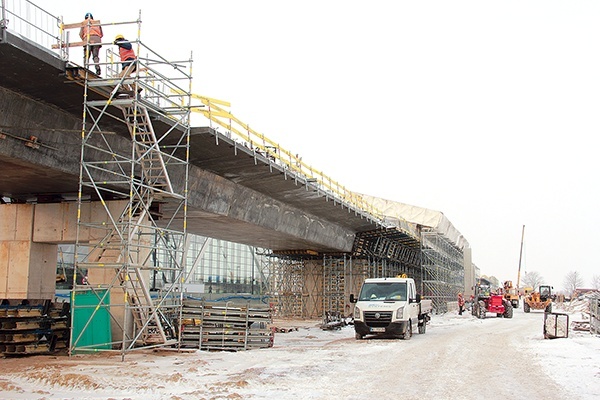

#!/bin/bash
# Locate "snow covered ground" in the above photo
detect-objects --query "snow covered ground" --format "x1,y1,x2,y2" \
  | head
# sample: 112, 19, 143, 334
0, 305, 598, 399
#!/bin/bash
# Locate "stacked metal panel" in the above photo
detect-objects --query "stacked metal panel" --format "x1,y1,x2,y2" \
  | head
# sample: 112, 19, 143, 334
180, 300, 273, 351
0, 301, 70, 355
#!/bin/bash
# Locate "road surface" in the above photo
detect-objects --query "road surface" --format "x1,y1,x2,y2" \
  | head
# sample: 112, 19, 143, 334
0, 309, 578, 399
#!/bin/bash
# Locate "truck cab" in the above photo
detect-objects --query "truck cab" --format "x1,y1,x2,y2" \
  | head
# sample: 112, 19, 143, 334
350, 277, 431, 340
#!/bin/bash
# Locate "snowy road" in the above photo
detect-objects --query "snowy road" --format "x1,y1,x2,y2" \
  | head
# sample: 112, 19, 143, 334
0, 308, 596, 399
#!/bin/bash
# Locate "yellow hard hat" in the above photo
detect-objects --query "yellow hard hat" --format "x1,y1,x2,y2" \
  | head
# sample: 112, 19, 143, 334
114, 34, 124, 41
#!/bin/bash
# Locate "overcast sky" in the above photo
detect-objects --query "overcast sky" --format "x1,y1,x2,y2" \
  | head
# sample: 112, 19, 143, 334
36, 0, 600, 291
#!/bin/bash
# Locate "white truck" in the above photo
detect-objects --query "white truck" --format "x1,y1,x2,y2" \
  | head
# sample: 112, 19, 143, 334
350, 277, 432, 340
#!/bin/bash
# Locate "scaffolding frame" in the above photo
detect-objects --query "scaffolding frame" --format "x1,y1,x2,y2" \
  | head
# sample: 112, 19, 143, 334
267, 257, 306, 317
65, 13, 193, 357
421, 230, 464, 313
266, 253, 425, 319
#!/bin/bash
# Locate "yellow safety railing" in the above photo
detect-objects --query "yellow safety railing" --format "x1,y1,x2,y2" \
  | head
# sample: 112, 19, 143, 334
189, 93, 387, 222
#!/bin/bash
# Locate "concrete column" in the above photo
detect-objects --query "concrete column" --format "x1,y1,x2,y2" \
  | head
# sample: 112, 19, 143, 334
302, 259, 322, 318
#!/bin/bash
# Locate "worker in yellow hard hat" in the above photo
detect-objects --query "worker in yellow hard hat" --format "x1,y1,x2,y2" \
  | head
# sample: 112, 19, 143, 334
113, 34, 137, 72
113, 34, 138, 92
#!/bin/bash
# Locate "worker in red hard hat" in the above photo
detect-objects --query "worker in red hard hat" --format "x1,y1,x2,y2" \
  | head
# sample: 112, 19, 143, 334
79, 12, 103, 75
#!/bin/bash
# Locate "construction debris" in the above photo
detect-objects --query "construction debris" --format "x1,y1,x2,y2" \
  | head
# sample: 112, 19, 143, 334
556, 291, 600, 335
320, 311, 348, 330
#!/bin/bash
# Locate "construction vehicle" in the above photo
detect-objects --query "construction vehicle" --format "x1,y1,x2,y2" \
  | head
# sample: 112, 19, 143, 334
523, 285, 553, 313
350, 276, 432, 340
503, 280, 519, 308
472, 278, 513, 319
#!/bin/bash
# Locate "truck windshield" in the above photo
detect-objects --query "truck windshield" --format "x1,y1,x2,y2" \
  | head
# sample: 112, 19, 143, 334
359, 282, 407, 301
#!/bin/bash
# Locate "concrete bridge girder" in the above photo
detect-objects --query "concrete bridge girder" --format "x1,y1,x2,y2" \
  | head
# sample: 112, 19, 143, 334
0, 79, 358, 254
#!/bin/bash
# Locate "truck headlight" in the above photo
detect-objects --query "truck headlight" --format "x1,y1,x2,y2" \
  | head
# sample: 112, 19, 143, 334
395, 306, 404, 319
354, 306, 361, 320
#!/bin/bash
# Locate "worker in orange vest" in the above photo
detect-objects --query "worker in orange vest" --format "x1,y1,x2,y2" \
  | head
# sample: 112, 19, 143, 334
114, 34, 137, 74
457, 292, 465, 315
79, 12, 103, 76
113, 34, 139, 92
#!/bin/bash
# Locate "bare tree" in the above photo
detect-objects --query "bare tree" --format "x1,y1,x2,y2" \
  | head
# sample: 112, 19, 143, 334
563, 271, 584, 297
521, 271, 544, 290
592, 275, 600, 290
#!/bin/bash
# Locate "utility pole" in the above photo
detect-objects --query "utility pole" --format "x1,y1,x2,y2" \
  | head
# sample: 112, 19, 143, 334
516, 225, 525, 294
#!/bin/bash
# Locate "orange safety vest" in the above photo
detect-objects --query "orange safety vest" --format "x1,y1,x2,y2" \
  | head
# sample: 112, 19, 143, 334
80, 19, 103, 39
119, 46, 136, 62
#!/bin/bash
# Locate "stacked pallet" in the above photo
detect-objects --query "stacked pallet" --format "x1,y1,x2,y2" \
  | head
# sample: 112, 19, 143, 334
0, 301, 70, 355
180, 299, 274, 351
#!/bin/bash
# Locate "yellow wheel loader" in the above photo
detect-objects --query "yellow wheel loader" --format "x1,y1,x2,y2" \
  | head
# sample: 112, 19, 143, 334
523, 285, 553, 313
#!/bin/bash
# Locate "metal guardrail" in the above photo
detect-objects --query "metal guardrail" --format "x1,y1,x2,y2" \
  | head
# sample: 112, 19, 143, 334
0, 0, 59, 49
190, 94, 389, 224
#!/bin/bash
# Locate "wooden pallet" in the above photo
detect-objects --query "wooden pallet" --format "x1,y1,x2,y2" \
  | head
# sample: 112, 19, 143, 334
180, 300, 274, 351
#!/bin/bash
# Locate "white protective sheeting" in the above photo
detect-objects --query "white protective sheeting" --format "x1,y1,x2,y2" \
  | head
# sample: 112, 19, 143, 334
359, 194, 469, 250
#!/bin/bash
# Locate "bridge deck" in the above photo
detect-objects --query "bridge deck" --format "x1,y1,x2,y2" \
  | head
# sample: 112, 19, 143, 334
1, 30, 421, 254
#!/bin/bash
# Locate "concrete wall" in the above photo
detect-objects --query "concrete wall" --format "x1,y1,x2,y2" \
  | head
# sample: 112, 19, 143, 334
0, 201, 128, 300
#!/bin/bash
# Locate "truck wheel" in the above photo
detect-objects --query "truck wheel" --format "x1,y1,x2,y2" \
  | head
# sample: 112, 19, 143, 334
478, 301, 486, 319
504, 302, 513, 318
524, 301, 530, 313
403, 321, 412, 340
545, 303, 552, 313
418, 320, 426, 334
355, 333, 363, 340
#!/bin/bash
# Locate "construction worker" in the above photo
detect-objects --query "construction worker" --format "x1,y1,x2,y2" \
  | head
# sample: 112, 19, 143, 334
457, 292, 465, 315
113, 34, 138, 92
114, 34, 137, 76
79, 12, 103, 75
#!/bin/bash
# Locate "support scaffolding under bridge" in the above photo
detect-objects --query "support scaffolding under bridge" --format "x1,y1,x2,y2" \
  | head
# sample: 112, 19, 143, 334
266, 226, 425, 319
267, 224, 467, 318
421, 230, 465, 312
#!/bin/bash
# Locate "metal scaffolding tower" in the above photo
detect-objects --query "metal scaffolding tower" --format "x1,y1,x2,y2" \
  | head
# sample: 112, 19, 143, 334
421, 230, 464, 312
63, 14, 192, 356
267, 257, 306, 317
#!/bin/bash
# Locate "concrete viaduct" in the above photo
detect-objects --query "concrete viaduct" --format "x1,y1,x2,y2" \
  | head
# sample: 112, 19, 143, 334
0, 27, 395, 250
0, 24, 426, 300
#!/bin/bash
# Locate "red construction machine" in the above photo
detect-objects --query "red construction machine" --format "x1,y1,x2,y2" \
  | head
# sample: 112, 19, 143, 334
472, 278, 513, 319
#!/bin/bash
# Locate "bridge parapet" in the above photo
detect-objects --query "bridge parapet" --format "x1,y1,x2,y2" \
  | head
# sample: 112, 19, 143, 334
0, 0, 59, 49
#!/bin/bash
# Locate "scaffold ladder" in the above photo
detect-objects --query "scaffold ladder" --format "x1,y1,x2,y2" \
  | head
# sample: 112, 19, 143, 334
122, 104, 174, 194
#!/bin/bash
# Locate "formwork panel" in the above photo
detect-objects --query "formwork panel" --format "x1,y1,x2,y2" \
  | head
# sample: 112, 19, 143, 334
26, 242, 57, 299
31, 201, 128, 244
0, 242, 9, 295
0, 204, 34, 241
6, 241, 31, 298
34, 204, 63, 242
